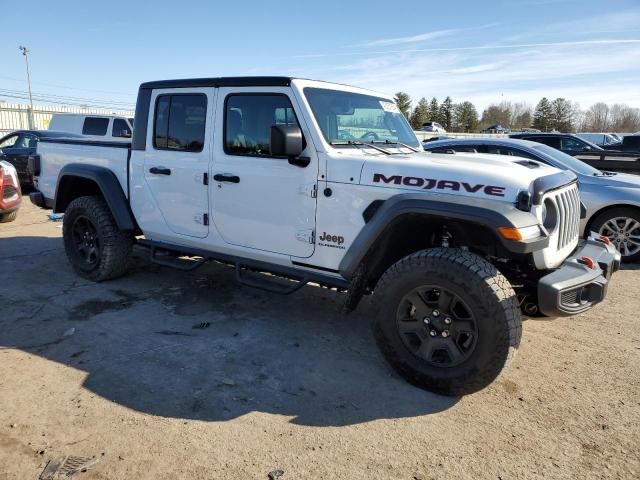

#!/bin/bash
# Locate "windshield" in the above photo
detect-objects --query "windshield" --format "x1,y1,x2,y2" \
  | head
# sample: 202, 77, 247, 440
532, 143, 602, 176
303, 87, 420, 148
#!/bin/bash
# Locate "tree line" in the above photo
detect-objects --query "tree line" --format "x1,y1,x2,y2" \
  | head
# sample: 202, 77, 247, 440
393, 92, 640, 133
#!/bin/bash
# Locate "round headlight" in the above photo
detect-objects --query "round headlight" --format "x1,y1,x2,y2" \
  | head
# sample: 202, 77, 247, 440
542, 198, 558, 232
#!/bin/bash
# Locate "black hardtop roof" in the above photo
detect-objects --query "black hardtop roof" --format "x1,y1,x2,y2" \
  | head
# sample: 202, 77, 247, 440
139, 77, 293, 90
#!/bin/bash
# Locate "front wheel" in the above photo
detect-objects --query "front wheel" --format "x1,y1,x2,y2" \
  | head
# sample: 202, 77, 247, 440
372, 248, 522, 396
590, 207, 640, 262
63, 195, 133, 282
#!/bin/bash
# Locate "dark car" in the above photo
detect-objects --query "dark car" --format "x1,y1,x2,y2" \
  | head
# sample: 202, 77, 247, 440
0, 130, 84, 188
509, 132, 640, 170
510, 132, 603, 154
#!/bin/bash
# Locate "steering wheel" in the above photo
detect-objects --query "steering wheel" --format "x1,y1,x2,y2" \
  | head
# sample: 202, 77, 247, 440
360, 132, 379, 142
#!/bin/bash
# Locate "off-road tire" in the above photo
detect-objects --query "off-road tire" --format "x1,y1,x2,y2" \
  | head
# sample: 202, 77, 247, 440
63, 195, 133, 282
0, 211, 18, 223
589, 207, 640, 262
372, 248, 522, 396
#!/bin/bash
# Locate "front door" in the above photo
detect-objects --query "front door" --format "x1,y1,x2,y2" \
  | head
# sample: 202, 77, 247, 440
211, 88, 317, 258
143, 89, 213, 238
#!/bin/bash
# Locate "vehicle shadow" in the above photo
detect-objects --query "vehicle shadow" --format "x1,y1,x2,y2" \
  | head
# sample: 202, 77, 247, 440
1, 236, 457, 427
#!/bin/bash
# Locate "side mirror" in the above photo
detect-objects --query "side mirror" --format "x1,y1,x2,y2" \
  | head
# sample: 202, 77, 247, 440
121, 130, 132, 138
583, 145, 592, 151
270, 125, 308, 167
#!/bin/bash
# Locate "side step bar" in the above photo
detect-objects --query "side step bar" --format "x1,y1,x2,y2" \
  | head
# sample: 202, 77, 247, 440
235, 264, 308, 295
138, 239, 349, 294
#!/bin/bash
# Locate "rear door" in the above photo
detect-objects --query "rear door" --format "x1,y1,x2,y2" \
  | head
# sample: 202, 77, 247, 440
210, 88, 318, 258
143, 89, 213, 238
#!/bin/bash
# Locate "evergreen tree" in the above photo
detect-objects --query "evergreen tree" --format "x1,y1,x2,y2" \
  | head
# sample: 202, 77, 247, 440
454, 101, 479, 132
429, 97, 440, 123
410, 97, 430, 129
393, 92, 412, 121
532, 97, 554, 131
439, 96, 453, 130
551, 98, 573, 132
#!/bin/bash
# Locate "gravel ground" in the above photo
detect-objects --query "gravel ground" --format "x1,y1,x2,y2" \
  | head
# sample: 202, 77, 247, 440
0, 202, 639, 479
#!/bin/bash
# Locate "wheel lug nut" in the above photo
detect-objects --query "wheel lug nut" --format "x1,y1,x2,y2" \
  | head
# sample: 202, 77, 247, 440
444, 317, 452, 325
442, 330, 450, 338
423, 317, 430, 325
429, 330, 437, 337
432, 310, 440, 317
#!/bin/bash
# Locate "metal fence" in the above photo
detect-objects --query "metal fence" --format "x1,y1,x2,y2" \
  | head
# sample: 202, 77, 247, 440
0, 103, 134, 134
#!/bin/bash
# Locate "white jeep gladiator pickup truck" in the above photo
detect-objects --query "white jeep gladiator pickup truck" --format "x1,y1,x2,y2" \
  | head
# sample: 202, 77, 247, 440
29, 77, 620, 396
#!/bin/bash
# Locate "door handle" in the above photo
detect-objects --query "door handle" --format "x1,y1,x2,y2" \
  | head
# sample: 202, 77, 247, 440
213, 173, 240, 183
149, 167, 171, 175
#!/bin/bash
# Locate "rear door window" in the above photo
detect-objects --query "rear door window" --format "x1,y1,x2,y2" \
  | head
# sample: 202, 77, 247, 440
112, 119, 131, 138
153, 94, 207, 152
82, 117, 109, 136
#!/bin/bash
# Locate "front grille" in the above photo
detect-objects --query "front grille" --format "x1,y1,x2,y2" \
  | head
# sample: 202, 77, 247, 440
3, 185, 17, 199
550, 183, 580, 250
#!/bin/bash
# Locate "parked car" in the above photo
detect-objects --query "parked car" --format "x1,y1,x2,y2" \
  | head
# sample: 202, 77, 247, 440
48, 114, 134, 142
28, 76, 620, 396
0, 160, 22, 223
510, 132, 640, 171
576, 133, 622, 149
621, 135, 640, 152
482, 123, 510, 134
424, 137, 640, 261
420, 122, 446, 133
0, 130, 84, 188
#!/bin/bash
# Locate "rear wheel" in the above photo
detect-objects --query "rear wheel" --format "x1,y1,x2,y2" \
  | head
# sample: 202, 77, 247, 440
590, 207, 640, 262
63, 196, 133, 281
372, 248, 521, 396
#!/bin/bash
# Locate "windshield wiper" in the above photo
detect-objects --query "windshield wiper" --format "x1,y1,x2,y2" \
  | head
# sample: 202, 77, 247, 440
373, 139, 420, 153
330, 140, 392, 155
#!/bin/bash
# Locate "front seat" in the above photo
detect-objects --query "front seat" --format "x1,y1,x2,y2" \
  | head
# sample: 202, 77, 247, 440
227, 110, 255, 152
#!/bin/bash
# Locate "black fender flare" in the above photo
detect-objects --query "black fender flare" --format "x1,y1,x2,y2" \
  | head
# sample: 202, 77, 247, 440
338, 193, 549, 280
54, 163, 138, 231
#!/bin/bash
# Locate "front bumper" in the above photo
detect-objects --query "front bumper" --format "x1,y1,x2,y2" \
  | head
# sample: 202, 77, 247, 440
538, 233, 620, 317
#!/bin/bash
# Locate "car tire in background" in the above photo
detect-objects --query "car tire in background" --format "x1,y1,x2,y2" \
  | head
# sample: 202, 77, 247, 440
0, 211, 17, 223
589, 207, 640, 262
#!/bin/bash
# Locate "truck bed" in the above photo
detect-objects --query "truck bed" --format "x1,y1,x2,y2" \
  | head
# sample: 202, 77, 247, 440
35, 138, 130, 203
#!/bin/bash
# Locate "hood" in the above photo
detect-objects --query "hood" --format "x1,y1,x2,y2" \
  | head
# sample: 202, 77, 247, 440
358, 151, 561, 202
581, 172, 640, 189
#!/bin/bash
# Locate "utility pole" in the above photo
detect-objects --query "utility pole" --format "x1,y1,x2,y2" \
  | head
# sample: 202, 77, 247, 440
19, 45, 34, 129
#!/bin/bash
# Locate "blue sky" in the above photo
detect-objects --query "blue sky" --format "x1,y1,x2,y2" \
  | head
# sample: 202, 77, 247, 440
1, 0, 639, 112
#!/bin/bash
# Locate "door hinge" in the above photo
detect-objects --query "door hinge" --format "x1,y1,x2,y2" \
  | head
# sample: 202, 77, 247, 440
203, 172, 209, 185
299, 183, 317, 198
296, 229, 315, 244
194, 213, 209, 226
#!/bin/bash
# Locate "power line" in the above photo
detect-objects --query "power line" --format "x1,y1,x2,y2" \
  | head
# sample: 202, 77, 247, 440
0, 88, 135, 109
0, 91, 134, 111
0, 74, 136, 97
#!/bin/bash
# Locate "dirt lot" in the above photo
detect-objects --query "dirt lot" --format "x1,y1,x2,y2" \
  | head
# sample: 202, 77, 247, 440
1, 202, 639, 480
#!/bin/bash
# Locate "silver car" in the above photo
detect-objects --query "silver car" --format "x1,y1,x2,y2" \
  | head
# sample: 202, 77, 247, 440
423, 137, 640, 261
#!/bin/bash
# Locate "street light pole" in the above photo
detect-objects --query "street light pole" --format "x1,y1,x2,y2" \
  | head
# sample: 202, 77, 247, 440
19, 45, 34, 129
